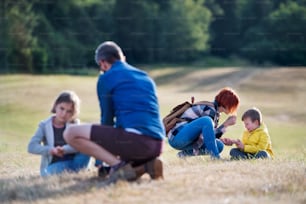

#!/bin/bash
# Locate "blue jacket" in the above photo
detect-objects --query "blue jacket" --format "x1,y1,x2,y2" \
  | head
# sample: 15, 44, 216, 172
97, 61, 165, 140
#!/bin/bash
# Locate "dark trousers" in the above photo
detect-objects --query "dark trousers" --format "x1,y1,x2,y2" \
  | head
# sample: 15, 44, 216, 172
90, 125, 163, 166
230, 148, 270, 160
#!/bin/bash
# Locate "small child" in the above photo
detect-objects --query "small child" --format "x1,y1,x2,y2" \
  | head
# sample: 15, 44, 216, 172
221, 107, 274, 159
28, 91, 90, 177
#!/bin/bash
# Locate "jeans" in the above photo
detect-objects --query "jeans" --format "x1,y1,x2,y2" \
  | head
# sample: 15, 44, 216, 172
177, 139, 224, 158
230, 148, 270, 160
169, 116, 221, 158
45, 153, 90, 176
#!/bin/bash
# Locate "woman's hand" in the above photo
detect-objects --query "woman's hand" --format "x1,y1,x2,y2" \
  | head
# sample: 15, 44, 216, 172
223, 115, 237, 127
220, 138, 233, 146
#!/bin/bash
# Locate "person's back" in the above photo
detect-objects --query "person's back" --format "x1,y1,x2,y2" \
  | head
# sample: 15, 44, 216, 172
97, 61, 164, 139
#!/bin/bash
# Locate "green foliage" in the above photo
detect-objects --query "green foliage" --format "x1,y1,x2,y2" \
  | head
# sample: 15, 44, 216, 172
160, 0, 211, 62
266, 2, 306, 65
5, 0, 39, 72
112, 0, 159, 63
1, 0, 305, 73
112, 0, 211, 63
209, 0, 245, 57
32, 48, 48, 73
241, 1, 306, 65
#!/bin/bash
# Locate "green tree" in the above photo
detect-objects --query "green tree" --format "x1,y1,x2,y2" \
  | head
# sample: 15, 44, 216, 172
242, 1, 306, 65
0, 0, 9, 72
5, 0, 38, 72
113, 0, 211, 63
268, 1, 306, 65
159, 0, 211, 62
32, 0, 115, 70
33, 0, 85, 69
209, 0, 244, 57
113, 0, 159, 63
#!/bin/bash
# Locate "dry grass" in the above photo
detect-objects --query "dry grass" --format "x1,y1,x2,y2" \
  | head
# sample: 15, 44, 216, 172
0, 159, 305, 204
0, 67, 305, 203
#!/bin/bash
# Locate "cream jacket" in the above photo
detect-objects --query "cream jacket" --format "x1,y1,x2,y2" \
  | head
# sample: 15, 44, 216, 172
27, 116, 79, 176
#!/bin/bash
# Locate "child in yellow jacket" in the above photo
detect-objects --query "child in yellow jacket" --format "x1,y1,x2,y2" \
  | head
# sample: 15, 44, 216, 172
221, 107, 274, 159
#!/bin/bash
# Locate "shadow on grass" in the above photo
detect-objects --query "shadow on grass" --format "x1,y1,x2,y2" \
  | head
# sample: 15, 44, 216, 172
182, 68, 255, 92
153, 68, 195, 86
0, 174, 108, 202
152, 67, 259, 93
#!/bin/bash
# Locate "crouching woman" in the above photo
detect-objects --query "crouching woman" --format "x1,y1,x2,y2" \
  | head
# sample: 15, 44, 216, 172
168, 87, 240, 159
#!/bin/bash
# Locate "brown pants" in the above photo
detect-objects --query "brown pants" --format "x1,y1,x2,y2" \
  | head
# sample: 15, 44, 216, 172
90, 125, 163, 165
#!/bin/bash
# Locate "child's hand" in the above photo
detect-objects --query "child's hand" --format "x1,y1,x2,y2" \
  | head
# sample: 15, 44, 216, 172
220, 138, 233, 146
50, 146, 64, 157
235, 139, 244, 150
56, 146, 65, 156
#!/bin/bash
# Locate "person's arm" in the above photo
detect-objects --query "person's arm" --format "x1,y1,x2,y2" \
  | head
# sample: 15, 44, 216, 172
215, 115, 237, 138
27, 122, 52, 156
97, 76, 114, 125
220, 137, 234, 146
61, 144, 78, 154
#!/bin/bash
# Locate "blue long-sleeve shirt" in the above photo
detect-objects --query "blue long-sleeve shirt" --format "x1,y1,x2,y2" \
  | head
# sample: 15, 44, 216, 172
97, 61, 165, 140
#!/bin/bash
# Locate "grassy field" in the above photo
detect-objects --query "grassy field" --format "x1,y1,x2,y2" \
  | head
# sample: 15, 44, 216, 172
0, 67, 305, 203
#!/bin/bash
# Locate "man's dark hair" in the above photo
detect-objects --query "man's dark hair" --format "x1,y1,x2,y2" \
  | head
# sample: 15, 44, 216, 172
241, 107, 262, 125
95, 41, 124, 65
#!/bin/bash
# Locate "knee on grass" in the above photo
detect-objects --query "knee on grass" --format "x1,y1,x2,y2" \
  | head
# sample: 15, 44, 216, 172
254, 151, 269, 159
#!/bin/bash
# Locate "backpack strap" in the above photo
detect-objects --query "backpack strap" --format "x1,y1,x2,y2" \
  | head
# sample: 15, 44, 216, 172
193, 100, 216, 109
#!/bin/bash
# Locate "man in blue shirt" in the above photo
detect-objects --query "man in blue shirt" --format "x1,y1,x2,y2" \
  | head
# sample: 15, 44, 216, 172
64, 41, 165, 183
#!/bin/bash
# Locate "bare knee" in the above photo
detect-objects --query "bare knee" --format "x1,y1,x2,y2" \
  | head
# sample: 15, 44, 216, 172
64, 124, 92, 144
63, 126, 73, 143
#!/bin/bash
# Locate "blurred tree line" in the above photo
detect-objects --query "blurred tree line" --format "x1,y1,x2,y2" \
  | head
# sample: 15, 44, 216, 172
0, 0, 305, 73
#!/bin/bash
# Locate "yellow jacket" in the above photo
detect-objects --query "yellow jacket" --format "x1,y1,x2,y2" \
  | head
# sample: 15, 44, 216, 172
242, 124, 274, 158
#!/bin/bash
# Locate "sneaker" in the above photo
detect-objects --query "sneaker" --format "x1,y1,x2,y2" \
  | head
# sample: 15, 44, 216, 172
98, 166, 111, 178
106, 163, 137, 184
177, 148, 211, 158
177, 149, 194, 158
144, 157, 164, 180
